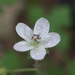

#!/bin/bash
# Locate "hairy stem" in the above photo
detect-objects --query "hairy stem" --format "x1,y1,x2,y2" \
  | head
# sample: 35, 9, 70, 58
34, 60, 41, 75
8, 68, 36, 73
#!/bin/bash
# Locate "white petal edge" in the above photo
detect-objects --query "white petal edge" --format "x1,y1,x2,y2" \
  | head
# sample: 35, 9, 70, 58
13, 41, 33, 52
30, 47, 46, 60
45, 32, 61, 48
16, 23, 32, 41
33, 17, 50, 36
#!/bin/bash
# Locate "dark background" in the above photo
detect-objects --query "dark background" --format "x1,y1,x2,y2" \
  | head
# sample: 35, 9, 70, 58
0, 0, 75, 75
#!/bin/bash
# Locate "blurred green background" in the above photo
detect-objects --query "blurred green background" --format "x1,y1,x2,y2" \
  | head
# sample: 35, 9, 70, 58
0, 0, 75, 75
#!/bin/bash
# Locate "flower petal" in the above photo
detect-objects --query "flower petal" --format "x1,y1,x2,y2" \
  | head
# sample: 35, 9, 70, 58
13, 41, 33, 52
16, 23, 32, 41
33, 17, 50, 36
30, 47, 46, 60
45, 32, 60, 48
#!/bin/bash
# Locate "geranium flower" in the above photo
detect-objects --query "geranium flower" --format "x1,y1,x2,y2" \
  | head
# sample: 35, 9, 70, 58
13, 17, 60, 60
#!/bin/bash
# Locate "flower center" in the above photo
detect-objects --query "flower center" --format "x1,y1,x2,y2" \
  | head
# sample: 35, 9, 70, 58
31, 34, 41, 46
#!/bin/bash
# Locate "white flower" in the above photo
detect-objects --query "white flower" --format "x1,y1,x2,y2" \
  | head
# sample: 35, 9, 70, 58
13, 17, 60, 60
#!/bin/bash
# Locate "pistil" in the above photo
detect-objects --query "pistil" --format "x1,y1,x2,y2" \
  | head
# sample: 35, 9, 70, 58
31, 34, 41, 46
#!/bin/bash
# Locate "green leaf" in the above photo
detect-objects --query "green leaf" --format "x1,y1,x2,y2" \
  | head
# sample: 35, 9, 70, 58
57, 33, 70, 52
68, 60, 75, 75
2, 51, 20, 69
4, 0, 19, 5
41, 60, 66, 75
43, 67, 66, 75
0, 8, 3, 14
27, 51, 31, 60
48, 4, 72, 30
46, 49, 50, 54
27, 72, 36, 75
28, 6, 45, 24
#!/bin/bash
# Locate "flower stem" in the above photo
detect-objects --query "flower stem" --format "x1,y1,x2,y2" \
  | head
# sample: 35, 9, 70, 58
34, 60, 40, 75
8, 68, 36, 73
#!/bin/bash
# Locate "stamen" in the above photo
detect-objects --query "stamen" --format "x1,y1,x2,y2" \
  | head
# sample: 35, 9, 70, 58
34, 39, 37, 42
32, 36, 34, 39
31, 34, 41, 46
37, 35, 41, 39
33, 34, 37, 36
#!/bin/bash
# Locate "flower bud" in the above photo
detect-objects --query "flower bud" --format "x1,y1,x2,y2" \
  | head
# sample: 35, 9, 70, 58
0, 68, 7, 75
